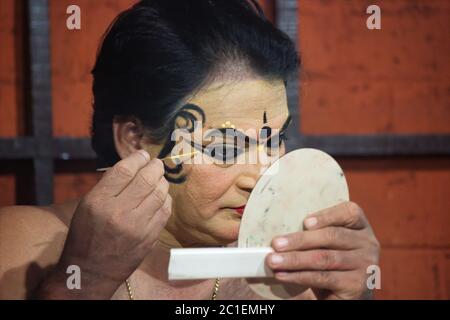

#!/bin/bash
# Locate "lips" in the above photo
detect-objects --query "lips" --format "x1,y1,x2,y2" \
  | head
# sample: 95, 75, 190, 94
232, 205, 246, 216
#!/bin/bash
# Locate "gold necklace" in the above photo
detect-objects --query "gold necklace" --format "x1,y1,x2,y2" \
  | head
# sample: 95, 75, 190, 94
125, 277, 220, 300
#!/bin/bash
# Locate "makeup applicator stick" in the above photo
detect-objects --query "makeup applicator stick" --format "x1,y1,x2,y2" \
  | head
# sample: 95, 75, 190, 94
96, 150, 198, 172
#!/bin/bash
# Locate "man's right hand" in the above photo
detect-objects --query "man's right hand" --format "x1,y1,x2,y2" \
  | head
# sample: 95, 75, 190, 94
36, 150, 172, 299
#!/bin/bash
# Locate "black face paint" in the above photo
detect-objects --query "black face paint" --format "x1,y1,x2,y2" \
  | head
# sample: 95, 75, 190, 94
265, 114, 291, 153
189, 113, 292, 164
190, 128, 246, 165
260, 110, 272, 142
157, 103, 205, 184
159, 106, 292, 181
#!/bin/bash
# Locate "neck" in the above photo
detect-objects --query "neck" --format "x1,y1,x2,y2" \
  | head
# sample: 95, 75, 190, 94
140, 228, 208, 286
156, 227, 184, 252
141, 228, 180, 277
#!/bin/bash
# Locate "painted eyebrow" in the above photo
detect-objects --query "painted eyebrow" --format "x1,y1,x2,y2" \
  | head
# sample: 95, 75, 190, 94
189, 114, 293, 155
204, 114, 292, 145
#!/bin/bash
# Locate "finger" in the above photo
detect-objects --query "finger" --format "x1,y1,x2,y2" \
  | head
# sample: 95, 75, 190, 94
266, 249, 361, 271
134, 195, 172, 251
116, 158, 165, 208
272, 227, 365, 252
132, 176, 170, 217
93, 150, 151, 196
303, 201, 369, 231
274, 270, 344, 292
144, 194, 173, 238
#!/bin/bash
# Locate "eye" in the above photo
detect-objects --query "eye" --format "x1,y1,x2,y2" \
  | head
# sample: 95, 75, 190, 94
266, 132, 288, 149
204, 144, 245, 162
264, 132, 289, 157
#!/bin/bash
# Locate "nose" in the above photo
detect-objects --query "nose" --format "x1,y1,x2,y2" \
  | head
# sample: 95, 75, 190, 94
235, 175, 257, 194
235, 163, 262, 194
235, 143, 286, 192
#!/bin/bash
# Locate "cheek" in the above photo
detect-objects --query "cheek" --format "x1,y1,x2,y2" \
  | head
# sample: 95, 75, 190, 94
182, 164, 234, 218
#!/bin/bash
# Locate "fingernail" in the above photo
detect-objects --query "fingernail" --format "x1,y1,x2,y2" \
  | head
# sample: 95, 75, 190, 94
270, 254, 284, 265
305, 217, 318, 229
274, 237, 288, 249
138, 149, 150, 161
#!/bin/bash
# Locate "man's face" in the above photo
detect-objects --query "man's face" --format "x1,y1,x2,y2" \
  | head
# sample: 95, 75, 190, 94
145, 78, 291, 247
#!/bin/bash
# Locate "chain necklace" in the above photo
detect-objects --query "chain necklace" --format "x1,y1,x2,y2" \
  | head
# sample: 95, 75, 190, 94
124, 239, 223, 300
125, 277, 220, 300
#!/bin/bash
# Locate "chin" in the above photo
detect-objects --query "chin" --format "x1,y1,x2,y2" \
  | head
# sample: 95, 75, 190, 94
210, 217, 241, 244
188, 208, 243, 246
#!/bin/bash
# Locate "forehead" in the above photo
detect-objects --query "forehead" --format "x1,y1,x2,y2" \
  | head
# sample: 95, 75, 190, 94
186, 79, 289, 129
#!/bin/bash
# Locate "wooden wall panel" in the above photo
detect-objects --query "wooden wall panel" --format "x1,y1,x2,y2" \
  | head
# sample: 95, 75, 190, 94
298, 0, 450, 299
0, 176, 15, 206
54, 172, 99, 204
376, 249, 449, 299
49, 0, 137, 137
48, 0, 272, 138
341, 157, 450, 299
0, 0, 23, 206
47, 0, 135, 206
0, 0, 25, 137
341, 157, 450, 248
298, 0, 450, 134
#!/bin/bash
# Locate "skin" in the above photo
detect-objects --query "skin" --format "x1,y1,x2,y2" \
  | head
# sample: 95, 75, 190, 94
155, 79, 290, 248
0, 78, 380, 299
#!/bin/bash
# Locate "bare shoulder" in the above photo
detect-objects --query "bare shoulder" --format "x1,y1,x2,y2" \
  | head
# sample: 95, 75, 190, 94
0, 200, 79, 299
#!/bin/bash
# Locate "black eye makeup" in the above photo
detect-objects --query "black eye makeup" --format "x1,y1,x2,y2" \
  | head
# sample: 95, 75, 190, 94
265, 114, 291, 150
189, 136, 245, 165
157, 103, 206, 183
205, 143, 245, 162
189, 114, 292, 165
266, 131, 289, 149
159, 105, 292, 181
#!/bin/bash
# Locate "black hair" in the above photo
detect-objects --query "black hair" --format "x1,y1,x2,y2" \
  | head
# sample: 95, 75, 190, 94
91, 0, 299, 181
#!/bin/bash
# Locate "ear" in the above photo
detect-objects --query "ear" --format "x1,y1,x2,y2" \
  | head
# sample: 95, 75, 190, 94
112, 118, 145, 159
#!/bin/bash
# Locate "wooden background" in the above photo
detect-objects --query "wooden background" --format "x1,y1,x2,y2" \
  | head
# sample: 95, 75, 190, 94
0, 0, 449, 299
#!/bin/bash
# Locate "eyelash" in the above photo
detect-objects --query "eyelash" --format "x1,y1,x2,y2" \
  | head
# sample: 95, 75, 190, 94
266, 131, 289, 149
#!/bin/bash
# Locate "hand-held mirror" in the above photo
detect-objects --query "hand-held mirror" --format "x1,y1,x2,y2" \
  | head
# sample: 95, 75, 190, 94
168, 148, 349, 299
